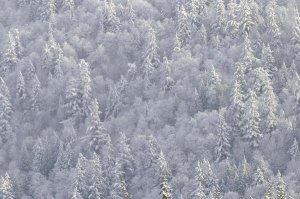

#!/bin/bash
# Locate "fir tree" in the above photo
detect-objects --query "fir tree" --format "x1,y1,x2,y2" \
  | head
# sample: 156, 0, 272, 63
74, 154, 88, 198
215, 109, 231, 162
117, 132, 134, 179
194, 161, 206, 199
0, 79, 13, 143
238, 0, 257, 35
190, 0, 207, 28
78, 59, 92, 117
264, 183, 275, 199
288, 139, 299, 160
177, 5, 190, 47
214, 0, 226, 35
87, 98, 106, 154
261, 43, 276, 76
241, 35, 256, 74
265, 0, 281, 48
0, 173, 15, 199
63, 0, 75, 19
103, 0, 120, 33
88, 153, 104, 199
226, 0, 239, 38
16, 71, 26, 101
276, 172, 288, 199
244, 90, 262, 148
71, 187, 83, 199
30, 74, 41, 111
1, 31, 18, 76
253, 167, 266, 185
159, 151, 172, 199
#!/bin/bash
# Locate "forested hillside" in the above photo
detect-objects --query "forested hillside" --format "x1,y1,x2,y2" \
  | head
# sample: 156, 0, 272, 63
0, 0, 299, 198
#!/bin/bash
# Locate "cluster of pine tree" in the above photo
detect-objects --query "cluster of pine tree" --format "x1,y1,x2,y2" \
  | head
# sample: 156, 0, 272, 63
0, 0, 299, 198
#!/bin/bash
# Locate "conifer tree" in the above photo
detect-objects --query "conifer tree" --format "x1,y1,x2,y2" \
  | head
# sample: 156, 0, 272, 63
190, 0, 207, 28
177, 5, 190, 47
0, 79, 13, 143
1, 31, 18, 76
215, 110, 231, 162
276, 172, 287, 199
261, 43, 276, 76
65, 77, 83, 123
244, 90, 262, 148
264, 183, 275, 199
71, 187, 83, 199
214, 0, 226, 35
103, 0, 120, 33
88, 98, 106, 154
265, 0, 281, 47
74, 154, 88, 198
226, 0, 239, 38
30, 74, 41, 111
253, 167, 266, 185
13, 29, 23, 59
117, 132, 134, 179
63, 0, 75, 19
78, 59, 92, 117
288, 139, 299, 160
198, 24, 207, 45
88, 153, 104, 199
0, 173, 15, 199
16, 71, 26, 101
194, 161, 206, 199
159, 151, 172, 199
241, 35, 256, 74
238, 0, 257, 35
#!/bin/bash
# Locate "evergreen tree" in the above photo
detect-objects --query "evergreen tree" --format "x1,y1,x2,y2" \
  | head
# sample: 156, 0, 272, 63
29, 74, 41, 111
16, 71, 26, 101
1, 31, 18, 76
214, 0, 226, 35
241, 35, 256, 74
190, 0, 207, 28
43, 33, 63, 78
55, 142, 73, 170
0, 79, 13, 143
253, 167, 266, 185
64, 77, 83, 123
78, 59, 92, 117
13, 29, 23, 59
265, 0, 281, 48
71, 187, 83, 199
117, 132, 134, 179
103, 0, 120, 33
276, 172, 288, 199
288, 139, 299, 160
88, 153, 104, 199
211, 185, 222, 199
87, 98, 106, 154
32, 138, 45, 173
238, 0, 257, 35
226, 0, 239, 38
264, 183, 275, 199
261, 43, 276, 76
110, 160, 127, 199
159, 151, 172, 199
244, 90, 262, 148
177, 5, 190, 47
194, 161, 206, 199
261, 71, 278, 135
0, 173, 15, 199
198, 24, 208, 45
74, 154, 88, 198
215, 109, 231, 162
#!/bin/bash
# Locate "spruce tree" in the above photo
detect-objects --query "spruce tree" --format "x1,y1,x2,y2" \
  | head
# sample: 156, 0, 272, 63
244, 90, 262, 148
16, 71, 26, 101
0, 173, 15, 199
226, 0, 239, 38
215, 110, 231, 162
214, 0, 226, 35
261, 43, 276, 76
159, 151, 172, 199
288, 139, 299, 160
276, 172, 287, 199
103, 0, 120, 33
78, 59, 92, 117
177, 5, 190, 47
1, 31, 18, 76
265, 0, 281, 48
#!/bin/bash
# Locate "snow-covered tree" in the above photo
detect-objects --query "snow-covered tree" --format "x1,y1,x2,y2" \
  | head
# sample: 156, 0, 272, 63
29, 74, 41, 111
71, 187, 83, 199
117, 132, 134, 179
194, 161, 206, 199
78, 59, 92, 117
87, 98, 106, 154
63, 0, 75, 19
253, 167, 266, 185
238, 0, 257, 35
103, 0, 120, 33
214, 0, 226, 35
0, 173, 15, 199
1, 31, 18, 76
177, 5, 190, 47
264, 183, 275, 199
55, 143, 73, 170
88, 153, 104, 199
74, 154, 88, 198
190, 0, 207, 28
159, 151, 172, 199
226, 0, 239, 38
265, 0, 281, 47
215, 109, 231, 162
43, 33, 63, 78
0, 79, 13, 143
244, 90, 262, 148
64, 77, 83, 123
288, 139, 299, 160
16, 71, 26, 102
241, 35, 257, 74
275, 172, 288, 199
261, 43, 276, 76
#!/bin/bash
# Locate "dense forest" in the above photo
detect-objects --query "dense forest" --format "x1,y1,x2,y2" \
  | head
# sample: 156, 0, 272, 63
0, 0, 299, 198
